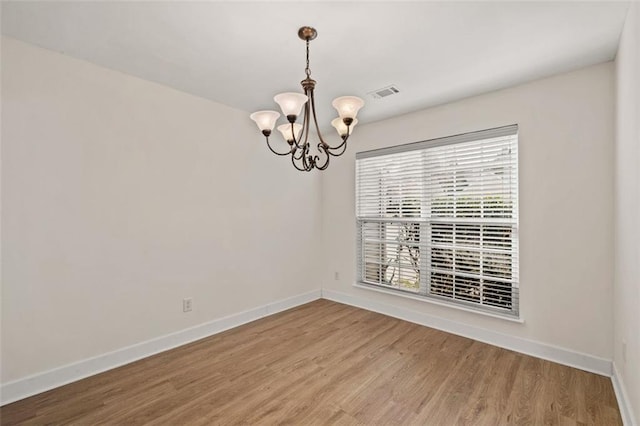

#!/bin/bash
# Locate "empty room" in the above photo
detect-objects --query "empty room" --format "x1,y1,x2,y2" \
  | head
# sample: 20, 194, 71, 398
1, 1, 638, 425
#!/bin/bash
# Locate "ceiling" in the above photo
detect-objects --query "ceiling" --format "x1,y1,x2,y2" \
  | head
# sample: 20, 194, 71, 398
1, 1, 630, 127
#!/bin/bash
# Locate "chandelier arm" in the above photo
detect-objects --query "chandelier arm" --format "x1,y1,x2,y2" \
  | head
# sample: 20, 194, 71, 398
314, 144, 331, 170
316, 160, 329, 171
290, 91, 311, 150
305, 144, 315, 171
293, 146, 310, 170
291, 153, 308, 172
289, 122, 300, 149
302, 144, 313, 171
326, 138, 349, 157
326, 134, 348, 154
308, 90, 334, 149
301, 143, 309, 170
291, 145, 313, 172
265, 136, 292, 156
290, 121, 303, 152
290, 114, 303, 150
292, 145, 305, 160
309, 156, 318, 170
325, 123, 351, 154
302, 88, 312, 147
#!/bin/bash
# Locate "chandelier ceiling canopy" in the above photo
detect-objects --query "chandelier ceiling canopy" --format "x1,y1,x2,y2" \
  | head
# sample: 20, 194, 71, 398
250, 26, 364, 172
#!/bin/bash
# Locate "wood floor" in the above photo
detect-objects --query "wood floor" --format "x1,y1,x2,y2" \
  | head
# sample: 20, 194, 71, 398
0, 300, 621, 425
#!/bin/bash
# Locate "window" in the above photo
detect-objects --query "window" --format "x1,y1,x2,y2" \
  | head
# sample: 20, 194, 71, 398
356, 125, 519, 317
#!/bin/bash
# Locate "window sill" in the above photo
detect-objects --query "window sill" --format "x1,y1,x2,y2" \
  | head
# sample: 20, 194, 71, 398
353, 282, 525, 323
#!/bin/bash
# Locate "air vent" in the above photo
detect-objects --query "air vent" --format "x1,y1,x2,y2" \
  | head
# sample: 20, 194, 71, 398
368, 85, 400, 100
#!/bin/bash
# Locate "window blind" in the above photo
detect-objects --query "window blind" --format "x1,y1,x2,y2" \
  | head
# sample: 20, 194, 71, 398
356, 125, 519, 317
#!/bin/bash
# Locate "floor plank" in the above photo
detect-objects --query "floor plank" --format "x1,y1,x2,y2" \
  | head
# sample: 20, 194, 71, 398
0, 300, 622, 425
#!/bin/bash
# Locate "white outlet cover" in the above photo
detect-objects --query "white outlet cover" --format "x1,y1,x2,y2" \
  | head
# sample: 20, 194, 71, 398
183, 298, 193, 312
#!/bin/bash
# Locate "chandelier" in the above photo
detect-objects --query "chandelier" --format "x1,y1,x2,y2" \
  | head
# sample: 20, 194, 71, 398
250, 26, 364, 171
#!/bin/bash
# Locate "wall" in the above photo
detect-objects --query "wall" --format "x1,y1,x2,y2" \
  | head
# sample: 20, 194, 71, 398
614, 2, 640, 423
1, 38, 322, 386
322, 63, 614, 362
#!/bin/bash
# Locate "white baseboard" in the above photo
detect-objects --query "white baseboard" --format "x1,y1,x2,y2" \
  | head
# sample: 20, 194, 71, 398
2, 288, 621, 412
0, 289, 321, 406
322, 288, 612, 377
612, 362, 638, 426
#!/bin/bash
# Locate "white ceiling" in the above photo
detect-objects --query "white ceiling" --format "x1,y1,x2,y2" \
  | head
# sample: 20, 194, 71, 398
1, 1, 630, 126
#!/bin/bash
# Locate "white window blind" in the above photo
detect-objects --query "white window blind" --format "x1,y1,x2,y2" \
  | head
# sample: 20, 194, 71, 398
356, 125, 519, 317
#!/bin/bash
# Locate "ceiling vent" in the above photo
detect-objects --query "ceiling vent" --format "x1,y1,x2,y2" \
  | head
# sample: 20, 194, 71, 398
368, 85, 400, 100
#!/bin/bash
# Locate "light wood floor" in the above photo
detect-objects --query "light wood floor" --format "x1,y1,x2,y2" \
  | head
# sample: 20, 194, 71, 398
0, 299, 621, 425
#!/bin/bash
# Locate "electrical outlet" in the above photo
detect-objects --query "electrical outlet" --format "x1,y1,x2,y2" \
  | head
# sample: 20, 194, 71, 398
183, 297, 193, 313
334, 271, 339, 281
622, 340, 627, 364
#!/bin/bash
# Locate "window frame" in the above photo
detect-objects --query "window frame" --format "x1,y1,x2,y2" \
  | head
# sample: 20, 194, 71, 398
355, 125, 519, 319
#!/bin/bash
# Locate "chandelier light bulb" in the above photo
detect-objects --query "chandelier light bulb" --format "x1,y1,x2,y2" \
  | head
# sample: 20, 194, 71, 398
250, 110, 280, 134
331, 117, 358, 137
274, 93, 309, 120
332, 96, 365, 120
277, 123, 303, 143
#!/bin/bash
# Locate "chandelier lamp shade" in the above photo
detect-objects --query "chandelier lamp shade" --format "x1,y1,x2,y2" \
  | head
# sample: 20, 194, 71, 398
250, 26, 364, 171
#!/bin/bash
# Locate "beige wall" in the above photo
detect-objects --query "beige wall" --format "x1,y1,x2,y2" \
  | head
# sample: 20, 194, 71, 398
322, 62, 615, 359
614, 2, 640, 421
0, 37, 322, 383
